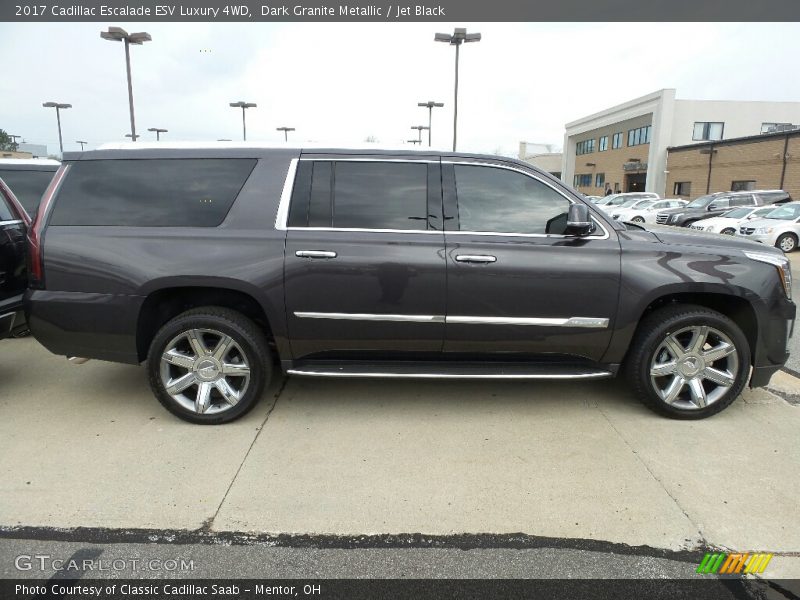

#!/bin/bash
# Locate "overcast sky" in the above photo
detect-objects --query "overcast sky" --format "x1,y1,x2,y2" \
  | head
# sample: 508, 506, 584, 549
2, 22, 800, 156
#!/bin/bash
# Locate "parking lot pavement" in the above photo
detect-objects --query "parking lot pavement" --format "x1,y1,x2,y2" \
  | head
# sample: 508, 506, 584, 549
1, 337, 799, 577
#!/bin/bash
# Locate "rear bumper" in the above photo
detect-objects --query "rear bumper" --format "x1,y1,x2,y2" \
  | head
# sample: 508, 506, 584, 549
25, 289, 143, 364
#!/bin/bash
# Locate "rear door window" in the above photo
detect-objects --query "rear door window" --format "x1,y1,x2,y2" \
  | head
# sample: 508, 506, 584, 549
288, 161, 431, 231
0, 190, 14, 221
49, 158, 256, 227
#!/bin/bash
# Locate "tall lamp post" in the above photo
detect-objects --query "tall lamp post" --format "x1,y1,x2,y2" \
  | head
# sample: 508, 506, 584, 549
42, 102, 71, 155
410, 125, 429, 145
229, 101, 257, 141
148, 127, 168, 141
407, 139, 421, 145
434, 27, 481, 151
101, 27, 151, 143
8, 134, 21, 150
76, 140, 88, 150
417, 101, 444, 147
276, 126, 295, 142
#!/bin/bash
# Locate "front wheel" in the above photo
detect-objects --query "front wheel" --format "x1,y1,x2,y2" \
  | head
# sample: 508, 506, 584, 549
720, 228, 736, 235
776, 232, 798, 253
147, 307, 272, 424
626, 304, 750, 419
630, 216, 645, 223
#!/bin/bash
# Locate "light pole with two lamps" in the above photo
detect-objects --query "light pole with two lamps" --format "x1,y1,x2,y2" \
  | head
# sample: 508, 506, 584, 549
434, 27, 481, 151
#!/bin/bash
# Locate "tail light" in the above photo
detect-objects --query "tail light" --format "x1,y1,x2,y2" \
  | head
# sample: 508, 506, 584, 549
28, 164, 68, 289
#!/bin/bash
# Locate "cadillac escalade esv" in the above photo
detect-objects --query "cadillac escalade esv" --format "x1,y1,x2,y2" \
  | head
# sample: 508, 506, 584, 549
25, 144, 795, 423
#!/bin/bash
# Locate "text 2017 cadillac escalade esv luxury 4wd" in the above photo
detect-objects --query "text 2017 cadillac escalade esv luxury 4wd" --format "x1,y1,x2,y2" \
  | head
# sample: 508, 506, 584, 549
25, 144, 795, 424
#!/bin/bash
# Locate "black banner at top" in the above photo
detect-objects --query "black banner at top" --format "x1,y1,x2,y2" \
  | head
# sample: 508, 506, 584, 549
2, 0, 800, 22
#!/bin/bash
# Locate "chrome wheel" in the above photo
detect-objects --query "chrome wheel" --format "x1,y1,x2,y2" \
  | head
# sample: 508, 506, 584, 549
778, 234, 797, 252
631, 216, 645, 223
649, 325, 738, 410
159, 328, 251, 415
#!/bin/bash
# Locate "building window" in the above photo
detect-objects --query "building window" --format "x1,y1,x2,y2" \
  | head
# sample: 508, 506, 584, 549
573, 173, 592, 187
599, 136, 608, 152
575, 139, 595, 155
611, 132, 623, 149
731, 180, 756, 191
627, 126, 652, 147
595, 173, 605, 187
673, 182, 691, 196
761, 122, 798, 134
692, 122, 724, 141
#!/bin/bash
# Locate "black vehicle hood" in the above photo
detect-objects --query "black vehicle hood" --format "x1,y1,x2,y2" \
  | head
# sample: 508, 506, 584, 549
640, 223, 775, 254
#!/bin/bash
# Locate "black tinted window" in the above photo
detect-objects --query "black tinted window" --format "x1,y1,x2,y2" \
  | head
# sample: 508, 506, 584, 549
0, 192, 14, 221
333, 162, 428, 230
454, 165, 571, 234
0, 169, 55, 216
49, 159, 256, 227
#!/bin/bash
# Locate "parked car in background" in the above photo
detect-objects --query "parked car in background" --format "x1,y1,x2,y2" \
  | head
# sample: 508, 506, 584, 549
584, 195, 602, 204
595, 191, 660, 212
0, 177, 32, 340
737, 202, 800, 252
656, 190, 789, 227
611, 198, 686, 223
0, 159, 60, 218
691, 206, 777, 235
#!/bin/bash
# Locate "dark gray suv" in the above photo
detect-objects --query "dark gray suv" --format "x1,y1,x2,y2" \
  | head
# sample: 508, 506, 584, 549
25, 145, 795, 423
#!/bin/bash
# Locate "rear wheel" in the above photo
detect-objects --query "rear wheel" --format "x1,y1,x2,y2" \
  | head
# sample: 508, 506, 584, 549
776, 232, 797, 253
720, 227, 736, 235
626, 304, 749, 419
147, 307, 271, 424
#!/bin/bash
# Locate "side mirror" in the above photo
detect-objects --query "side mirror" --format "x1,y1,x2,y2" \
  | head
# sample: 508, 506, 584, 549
565, 203, 595, 236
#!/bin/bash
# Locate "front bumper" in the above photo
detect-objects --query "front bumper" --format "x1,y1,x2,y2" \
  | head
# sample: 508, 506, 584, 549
741, 232, 779, 246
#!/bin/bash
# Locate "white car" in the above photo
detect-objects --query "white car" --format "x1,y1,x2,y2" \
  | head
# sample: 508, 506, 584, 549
689, 206, 777, 235
736, 202, 800, 252
611, 199, 687, 224
595, 192, 660, 212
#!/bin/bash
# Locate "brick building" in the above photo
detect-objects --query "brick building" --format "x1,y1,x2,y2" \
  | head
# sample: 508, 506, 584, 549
666, 130, 800, 200
562, 89, 800, 197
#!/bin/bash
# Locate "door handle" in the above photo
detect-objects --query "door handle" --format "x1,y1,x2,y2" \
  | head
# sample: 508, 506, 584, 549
455, 254, 497, 264
295, 250, 337, 259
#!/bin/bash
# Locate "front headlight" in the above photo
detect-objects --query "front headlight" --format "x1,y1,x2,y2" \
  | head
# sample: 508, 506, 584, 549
673, 213, 683, 220
744, 251, 792, 299
755, 227, 775, 234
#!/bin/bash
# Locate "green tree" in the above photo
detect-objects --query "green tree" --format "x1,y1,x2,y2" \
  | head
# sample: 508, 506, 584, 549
0, 129, 19, 152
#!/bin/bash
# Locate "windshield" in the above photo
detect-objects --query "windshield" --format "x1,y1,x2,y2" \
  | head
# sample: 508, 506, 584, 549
723, 208, 752, 219
619, 198, 640, 208
634, 200, 656, 209
685, 194, 719, 209
765, 204, 800, 220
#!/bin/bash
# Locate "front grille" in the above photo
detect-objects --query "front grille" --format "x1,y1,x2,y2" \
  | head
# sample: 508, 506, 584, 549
740, 227, 755, 235
656, 213, 669, 224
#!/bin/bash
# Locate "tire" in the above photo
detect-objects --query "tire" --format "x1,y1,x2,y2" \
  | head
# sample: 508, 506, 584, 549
776, 232, 797, 253
720, 228, 736, 236
626, 304, 750, 419
147, 307, 271, 424
631, 216, 645, 223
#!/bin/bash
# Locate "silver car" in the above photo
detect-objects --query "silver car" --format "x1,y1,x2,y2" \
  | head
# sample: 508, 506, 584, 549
737, 202, 800, 252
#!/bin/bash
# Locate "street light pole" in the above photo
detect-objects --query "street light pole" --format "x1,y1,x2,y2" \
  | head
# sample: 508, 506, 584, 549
411, 125, 429, 145
417, 101, 444, 147
229, 101, 257, 141
148, 127, 168, 141
8, 134, 21, 150
101, 27, 152, 143
42, 102, 72, 155
276, 126, 295, 142
434, 28, 481, 152
76, 140, 87, 150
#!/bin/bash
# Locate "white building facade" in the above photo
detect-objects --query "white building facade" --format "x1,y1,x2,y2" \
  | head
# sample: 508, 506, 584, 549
562, 89, 800, 197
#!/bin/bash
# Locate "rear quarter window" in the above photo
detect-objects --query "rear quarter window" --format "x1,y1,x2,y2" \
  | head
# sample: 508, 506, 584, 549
49, 158, 257, 227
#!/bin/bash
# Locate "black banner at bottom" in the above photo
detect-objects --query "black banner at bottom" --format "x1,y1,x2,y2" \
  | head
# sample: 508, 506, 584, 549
3, 579, 800, 600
